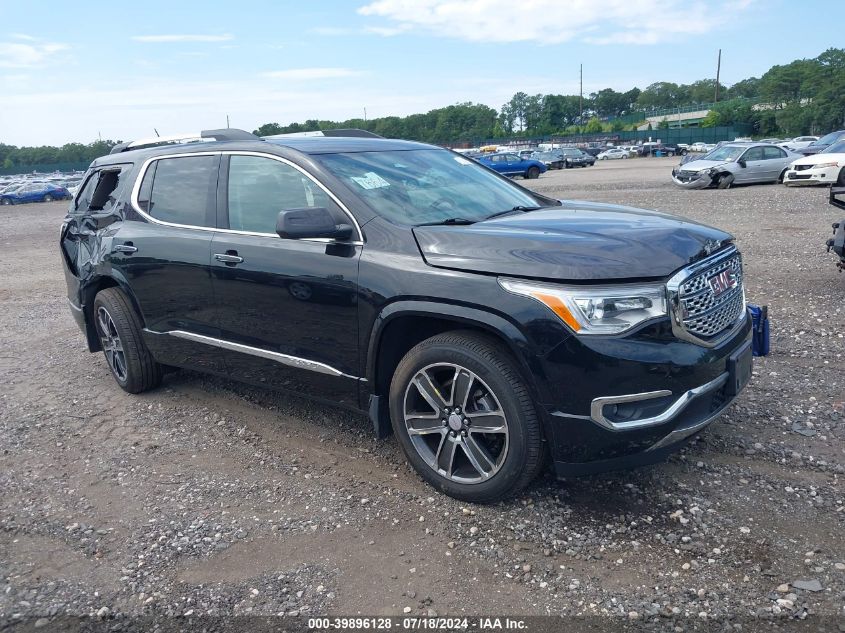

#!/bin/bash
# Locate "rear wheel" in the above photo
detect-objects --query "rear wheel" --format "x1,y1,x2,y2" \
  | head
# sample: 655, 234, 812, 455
717, 173, 735, 189
43, 194, 53, 202
526, 166, 540, 179
389, 331, 544, 503
778, 169, 788, 184
93, 288, 162, 393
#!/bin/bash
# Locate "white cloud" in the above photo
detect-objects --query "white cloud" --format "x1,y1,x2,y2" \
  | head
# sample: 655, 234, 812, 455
358, 0, 752, 44
0, 40, 68, 68
131, 34, 234, 43
262, 67, 364, 80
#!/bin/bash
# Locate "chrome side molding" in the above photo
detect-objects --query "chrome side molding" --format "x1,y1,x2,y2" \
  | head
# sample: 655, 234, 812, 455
145, 329, 363, 381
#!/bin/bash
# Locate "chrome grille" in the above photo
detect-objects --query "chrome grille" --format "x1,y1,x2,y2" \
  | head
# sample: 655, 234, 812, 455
674, 250, 745, 342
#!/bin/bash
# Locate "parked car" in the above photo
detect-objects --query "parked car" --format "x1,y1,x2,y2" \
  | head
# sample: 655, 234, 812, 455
531, 151, 565, 170
826, 187, 845, 271
559, 147, 595, 167
477, 152, 547, 179
640, 142, 688, 157
0, 182, 70, 205
672, 142, 800, 189
793, 130, 845, 156
689, 142, 708, 153
783, 140, 845, 187
60, 128, 753, 503
597, 147, 629, 160
779, 136, 819, 151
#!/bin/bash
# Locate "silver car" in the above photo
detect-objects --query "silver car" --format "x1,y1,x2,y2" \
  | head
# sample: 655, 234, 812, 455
671, 143, 801, 189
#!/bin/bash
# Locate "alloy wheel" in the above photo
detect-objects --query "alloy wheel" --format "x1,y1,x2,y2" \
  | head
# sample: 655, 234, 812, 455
403, 363, 509, 484
96, 306, 127, 382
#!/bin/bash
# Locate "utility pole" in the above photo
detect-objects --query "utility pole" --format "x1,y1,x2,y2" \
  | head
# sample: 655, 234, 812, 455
226, 114, 230, 128
715, 49, 722, 102
579, 64, 583, 125
364, 107, 367, 123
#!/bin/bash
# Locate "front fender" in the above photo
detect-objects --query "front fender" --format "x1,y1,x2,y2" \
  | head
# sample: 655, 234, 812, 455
365, 300, 549, 401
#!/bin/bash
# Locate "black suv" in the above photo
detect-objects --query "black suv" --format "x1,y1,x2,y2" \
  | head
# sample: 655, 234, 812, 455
60, 128, 752, 502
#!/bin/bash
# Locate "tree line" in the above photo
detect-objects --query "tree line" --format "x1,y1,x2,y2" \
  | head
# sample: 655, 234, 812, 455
2, 48, 843, 171
255, 47, 845, 142
0, 140, 117, 172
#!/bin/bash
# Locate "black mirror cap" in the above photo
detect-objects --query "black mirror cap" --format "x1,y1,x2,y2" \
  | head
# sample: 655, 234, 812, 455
737, 159, 747, 168
276, 207, 354, 240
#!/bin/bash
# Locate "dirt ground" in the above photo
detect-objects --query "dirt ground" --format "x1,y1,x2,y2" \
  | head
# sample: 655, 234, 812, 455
1, 157, 843, 630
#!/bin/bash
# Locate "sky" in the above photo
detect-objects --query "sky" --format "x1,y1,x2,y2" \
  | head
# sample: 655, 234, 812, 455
0, 0, 842, 146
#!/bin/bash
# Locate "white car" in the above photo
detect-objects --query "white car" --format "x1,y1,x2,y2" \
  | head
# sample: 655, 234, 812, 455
597, 147, 629, 160
780, 136, 819, 151
690, 142, 708, 152
783, 140, 845, 186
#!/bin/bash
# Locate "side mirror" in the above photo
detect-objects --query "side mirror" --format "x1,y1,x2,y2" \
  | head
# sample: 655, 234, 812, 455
737, 159, 747, 168
276, 207, 353, 240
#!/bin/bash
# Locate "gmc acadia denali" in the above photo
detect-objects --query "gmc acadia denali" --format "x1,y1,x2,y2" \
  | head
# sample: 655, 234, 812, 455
60, 128, 753, 502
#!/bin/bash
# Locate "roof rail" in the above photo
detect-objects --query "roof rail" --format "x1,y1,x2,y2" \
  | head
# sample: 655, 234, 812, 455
109, 128, 260, 154
262, 128, 382, 140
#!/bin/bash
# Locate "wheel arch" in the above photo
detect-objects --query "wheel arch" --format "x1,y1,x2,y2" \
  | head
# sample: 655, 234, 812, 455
80, 273, 146, 352
366, 301, 542, 402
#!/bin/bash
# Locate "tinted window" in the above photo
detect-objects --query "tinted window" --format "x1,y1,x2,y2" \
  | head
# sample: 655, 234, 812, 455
137, 161, 156, 213
506, 154, 520, 162
146, 156, 217, 227
763, 146, 785, 160
227, 156, 332, 233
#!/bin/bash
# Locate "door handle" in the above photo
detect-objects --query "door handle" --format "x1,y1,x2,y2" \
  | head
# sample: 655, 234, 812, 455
214, 252, 244, 264
112, 243, 137, 254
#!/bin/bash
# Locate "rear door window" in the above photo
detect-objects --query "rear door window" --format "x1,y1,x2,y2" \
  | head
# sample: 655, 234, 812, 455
145, 155, 218, 227
75, 166, 129, 213
763, 146, 785, 160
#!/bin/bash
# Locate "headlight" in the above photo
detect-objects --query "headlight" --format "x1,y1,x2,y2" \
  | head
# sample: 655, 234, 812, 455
812, 162, 839, 169
499, 278, 667, 335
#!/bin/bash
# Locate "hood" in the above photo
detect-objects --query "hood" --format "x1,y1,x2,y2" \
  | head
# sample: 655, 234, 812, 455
791, 153, 845, 166
676, 159, 732, 172
412, 201, 733, 282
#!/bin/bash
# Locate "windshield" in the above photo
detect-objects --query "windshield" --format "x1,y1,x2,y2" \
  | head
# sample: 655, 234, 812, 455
702, 145, 745, 162
822, 140, 845, 154
811, 131, 843, 147
316, 149, 547, 225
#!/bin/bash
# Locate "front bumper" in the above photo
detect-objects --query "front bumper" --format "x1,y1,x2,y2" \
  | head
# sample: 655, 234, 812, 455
671, 170, 714, 189
783, 167, 837, 186
536, 311, 753, 477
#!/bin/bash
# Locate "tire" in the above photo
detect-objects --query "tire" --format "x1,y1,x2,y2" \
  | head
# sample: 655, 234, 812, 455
1, 198, 11, 205
564, 159, 571, 169
526, 166, 540, 179
43, 194, 53, 202
836, 167, 845, 187
622, 154, 628, 159
777, 169, 788, 184
93, 288, 162, 393
717, 173, 734, 189
389, 331, 544, 503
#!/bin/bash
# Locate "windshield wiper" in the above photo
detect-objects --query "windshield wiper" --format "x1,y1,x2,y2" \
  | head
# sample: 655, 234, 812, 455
484, 205, 542, 221
415, 217, 477, 227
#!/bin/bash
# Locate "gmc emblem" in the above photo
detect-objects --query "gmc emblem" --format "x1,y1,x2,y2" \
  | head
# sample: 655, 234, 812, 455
707, 269, 737, 297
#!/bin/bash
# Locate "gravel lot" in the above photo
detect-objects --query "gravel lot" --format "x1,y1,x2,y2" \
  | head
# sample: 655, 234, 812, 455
1, 157, 843, 630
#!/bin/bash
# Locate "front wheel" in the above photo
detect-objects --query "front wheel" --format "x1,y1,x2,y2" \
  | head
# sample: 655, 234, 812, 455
717, 173, 735, 189
93, 288, 162, 393
43, 194, 53, 202
389, 331, 544, 503
836, 167, 845, 186
1, 198, 12, 205
526, 166, 540, 179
